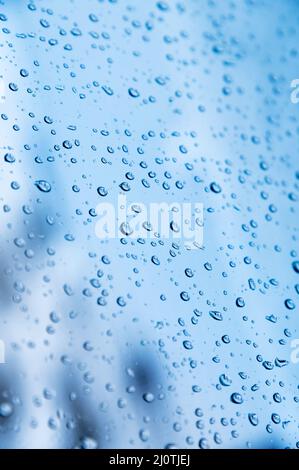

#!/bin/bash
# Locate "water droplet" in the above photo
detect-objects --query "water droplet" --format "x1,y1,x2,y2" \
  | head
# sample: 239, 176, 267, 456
209, 310, 223, 321
230, 393, 243, 404
35, 180, 52, 193
128, 87, 140, 98
9, 82, 18, 91
210, 182, 222, 193
248, 413, 259, 426
0, 402, 13, 417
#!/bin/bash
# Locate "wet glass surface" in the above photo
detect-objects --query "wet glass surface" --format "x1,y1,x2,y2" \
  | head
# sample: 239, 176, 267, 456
0, 0, 299, 449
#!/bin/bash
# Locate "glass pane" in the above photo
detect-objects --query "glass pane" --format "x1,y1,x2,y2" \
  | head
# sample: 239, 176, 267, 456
0, 0, 298, 449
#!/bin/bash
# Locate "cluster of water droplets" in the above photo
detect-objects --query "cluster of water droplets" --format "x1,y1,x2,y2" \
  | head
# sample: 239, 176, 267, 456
0, 0, 299, 449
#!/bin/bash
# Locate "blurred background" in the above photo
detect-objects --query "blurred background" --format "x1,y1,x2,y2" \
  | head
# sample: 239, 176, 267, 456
0, 0, 299, 449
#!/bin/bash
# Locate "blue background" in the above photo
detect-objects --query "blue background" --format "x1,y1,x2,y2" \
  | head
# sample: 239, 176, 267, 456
0, 0, 299, 449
